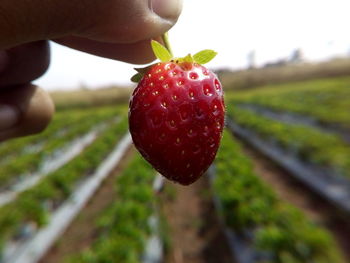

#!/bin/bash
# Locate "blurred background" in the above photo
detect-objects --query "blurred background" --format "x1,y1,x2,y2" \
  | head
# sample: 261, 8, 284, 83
36, 0, 350, 90
1, 0, 350, 262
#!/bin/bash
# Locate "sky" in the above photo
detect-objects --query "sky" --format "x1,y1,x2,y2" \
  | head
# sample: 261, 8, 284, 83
35, 0, 350, 90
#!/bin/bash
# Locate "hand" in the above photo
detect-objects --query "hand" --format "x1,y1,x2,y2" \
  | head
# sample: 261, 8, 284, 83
0, 0, 182, 142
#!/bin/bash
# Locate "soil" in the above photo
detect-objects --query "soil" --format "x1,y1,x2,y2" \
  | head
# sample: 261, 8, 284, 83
159, 176, 234, 263
38, 146, 135, 263
240, 139, 350, 262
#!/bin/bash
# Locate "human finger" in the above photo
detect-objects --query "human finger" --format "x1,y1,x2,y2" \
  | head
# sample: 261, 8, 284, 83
0, 84, 55, 142
54, 36, 163, 64
0, 41, 50, 87
0, 0, 182, 49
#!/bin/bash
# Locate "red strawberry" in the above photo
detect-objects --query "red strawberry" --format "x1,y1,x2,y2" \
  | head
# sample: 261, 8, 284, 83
128, 40, 225, 185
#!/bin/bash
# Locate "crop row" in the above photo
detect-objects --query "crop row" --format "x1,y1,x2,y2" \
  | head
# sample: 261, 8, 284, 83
0, 116, 128, 256
0, 107, 111, 160
213, 131, 343, 263
228, 76, 350, 130
70, 153, 156, 263
0, 106, 124, 190
227, 107, 350, 179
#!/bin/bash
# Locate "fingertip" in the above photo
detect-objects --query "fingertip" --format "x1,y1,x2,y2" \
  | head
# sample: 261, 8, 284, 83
19, 86, 55, 134
74, 0, 183, 45
0, 84, 55, 142
150, 0, 183, 22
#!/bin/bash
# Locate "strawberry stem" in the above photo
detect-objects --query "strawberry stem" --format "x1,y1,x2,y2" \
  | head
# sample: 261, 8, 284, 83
161, 32, 173, 58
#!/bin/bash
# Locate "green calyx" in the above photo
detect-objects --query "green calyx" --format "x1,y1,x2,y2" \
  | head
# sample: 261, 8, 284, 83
151, 40, 173, 62
131, 33, 217, 83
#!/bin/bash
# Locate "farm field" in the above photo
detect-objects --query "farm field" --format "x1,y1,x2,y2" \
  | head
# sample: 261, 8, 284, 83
226, 76, 350, 212
0, 70, 350, 263
228, 76, 350, 132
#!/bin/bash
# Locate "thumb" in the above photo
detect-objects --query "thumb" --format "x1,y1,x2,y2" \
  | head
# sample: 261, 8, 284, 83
0, 0, 183, 49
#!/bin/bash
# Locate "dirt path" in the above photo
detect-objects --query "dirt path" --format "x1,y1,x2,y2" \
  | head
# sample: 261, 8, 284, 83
240, 140, 350, 262
38, 147, 135, 263
159, 176, 234, 263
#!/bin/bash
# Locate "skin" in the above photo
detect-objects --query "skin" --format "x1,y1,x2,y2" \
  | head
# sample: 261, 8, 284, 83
0, 0, 182, 142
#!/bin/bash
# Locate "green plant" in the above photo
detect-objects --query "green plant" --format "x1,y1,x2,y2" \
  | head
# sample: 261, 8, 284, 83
0, 116, 129, 249
228, 76, 350, 130
227, 107, 350, 178
212, 131, 343, 263
70, 153, 157, 262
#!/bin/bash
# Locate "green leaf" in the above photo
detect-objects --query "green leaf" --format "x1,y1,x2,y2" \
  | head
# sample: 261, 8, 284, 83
178, 54, 194, 63
151, 40, 172, 62
131, 73, 143, 83
193, 50, 217, 64
134, 64, 155, 74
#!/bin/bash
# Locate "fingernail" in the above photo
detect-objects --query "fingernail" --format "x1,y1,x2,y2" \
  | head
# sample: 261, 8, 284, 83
150, 0, 182, 20
0, 51, 9, 73
0, 105, 20, 130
